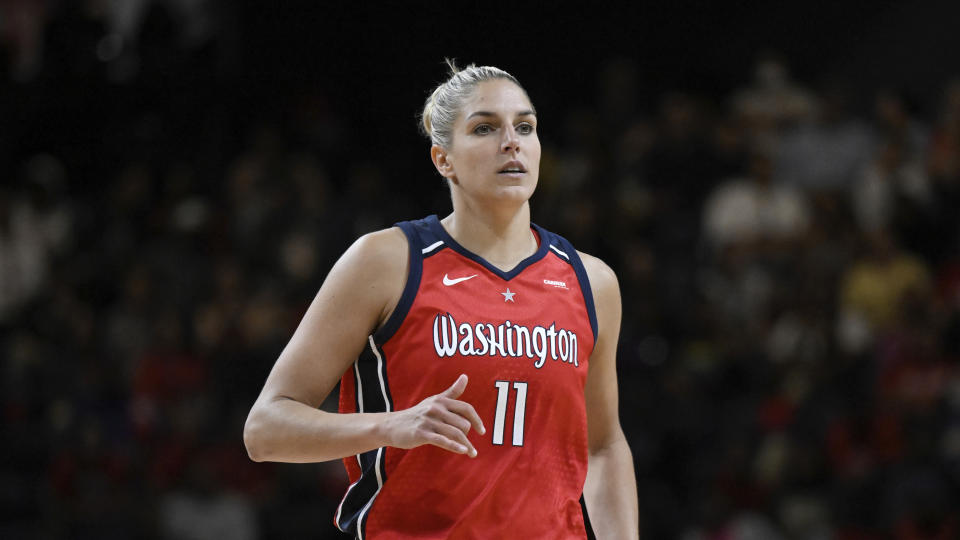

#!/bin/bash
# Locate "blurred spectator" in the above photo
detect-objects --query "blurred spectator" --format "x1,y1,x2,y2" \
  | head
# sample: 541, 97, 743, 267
732, 52, 818, 148
775, 82, 874, 193
0, 180, 63, 321
851, 136, 931, 235
837, 230, 931, 354
874, 90, 929, 162
703, 151, 810, 250
159, 460, 258, 540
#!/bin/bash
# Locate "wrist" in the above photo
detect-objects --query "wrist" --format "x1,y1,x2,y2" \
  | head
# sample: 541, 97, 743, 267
369, 411, 396, 449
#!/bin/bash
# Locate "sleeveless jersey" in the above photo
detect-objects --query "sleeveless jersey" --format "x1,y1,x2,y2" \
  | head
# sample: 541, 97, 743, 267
335, 215, 598, 539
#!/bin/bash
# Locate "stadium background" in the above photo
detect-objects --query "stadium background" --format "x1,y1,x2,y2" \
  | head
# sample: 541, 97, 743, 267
3, 1, 960, 538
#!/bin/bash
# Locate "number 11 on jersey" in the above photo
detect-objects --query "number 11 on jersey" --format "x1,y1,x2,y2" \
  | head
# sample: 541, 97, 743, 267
492, 381, 527, 446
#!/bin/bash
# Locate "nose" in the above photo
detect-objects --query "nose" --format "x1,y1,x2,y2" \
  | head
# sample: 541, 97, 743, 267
500, 127, 519, 154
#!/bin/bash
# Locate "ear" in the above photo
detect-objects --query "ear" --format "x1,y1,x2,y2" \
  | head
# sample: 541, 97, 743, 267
430, 145, 457, 182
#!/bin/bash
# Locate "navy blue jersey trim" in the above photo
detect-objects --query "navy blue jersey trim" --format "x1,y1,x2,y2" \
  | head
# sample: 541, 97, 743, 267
354, 340, 390, 415
374, 223, 424, 343
546, 232, 599, 344
356, 447, 387, 540
336, 340, 393, 536
368, 337, 394, 413
335, 447, 387, 535
425, 215, 550, 281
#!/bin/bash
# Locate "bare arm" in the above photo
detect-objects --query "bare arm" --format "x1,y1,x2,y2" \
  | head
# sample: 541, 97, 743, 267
580, 253, 639, 539
243, 228, 484, 463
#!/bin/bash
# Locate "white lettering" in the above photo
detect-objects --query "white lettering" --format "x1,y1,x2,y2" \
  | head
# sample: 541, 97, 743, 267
458, 323, 476, 356
433, 313, 458, 357
430, 314, 580, 371
532, 326, 547, 368
514, 325, 531, 359
475, 323, 489, 355
487, 323, 506, 357
546, 324, 558, 360
569, 332, 578, 367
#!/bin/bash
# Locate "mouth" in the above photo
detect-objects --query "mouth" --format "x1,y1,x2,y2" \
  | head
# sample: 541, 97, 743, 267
498, 161, 527, 175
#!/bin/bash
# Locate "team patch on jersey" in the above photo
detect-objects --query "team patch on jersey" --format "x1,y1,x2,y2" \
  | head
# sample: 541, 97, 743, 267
432, 312, 580, 369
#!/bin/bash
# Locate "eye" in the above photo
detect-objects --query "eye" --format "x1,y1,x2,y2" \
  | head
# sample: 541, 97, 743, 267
473, 124, 494, 135
516, 122, 535, 135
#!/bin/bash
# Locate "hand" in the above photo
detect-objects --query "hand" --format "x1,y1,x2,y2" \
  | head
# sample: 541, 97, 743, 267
385, 374, 486, 457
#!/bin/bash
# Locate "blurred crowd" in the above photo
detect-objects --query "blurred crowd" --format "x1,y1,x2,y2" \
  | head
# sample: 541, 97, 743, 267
3, 2, 960, 539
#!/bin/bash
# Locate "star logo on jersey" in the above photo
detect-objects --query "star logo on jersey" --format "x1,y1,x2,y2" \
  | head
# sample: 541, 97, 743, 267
443, 273, 478, 286
501, 288, 516, 302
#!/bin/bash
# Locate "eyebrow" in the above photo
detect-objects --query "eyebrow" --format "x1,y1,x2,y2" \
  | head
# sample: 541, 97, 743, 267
466, 110, 537, 120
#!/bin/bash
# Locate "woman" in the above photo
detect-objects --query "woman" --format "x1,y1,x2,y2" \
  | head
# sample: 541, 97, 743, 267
244, 62, 638, 539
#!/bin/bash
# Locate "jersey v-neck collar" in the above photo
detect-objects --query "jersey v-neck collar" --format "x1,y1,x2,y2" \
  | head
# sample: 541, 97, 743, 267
425, 214, 550, 281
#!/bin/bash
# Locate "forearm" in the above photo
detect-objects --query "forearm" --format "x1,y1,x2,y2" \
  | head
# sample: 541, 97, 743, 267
244, 397, 391, 463
584, 435, 639, 539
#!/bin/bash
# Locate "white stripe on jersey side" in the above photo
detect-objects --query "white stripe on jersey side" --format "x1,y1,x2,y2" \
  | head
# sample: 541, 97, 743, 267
549, 244, 570, 260
352, 360, 364, 471
336, 358, 368, 531
353, 360, 365, 413
336, 337, 392, 534
357, 447, 386, 540
368, 336, 392, 412
421, 240, 444, 254
334, 477, 361, 532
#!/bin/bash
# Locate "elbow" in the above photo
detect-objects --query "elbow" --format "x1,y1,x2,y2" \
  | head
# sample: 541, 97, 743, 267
243, 408, 268, 462
588, 428, 630, 458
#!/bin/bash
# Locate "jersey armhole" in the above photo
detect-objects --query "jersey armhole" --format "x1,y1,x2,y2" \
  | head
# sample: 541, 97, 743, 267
555, 236, 599, 345
372, 222, 422, 343
569, 250, 599, 345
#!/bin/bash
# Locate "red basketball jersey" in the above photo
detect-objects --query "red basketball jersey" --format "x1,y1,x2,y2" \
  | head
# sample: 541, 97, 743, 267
336, 215, 598, 539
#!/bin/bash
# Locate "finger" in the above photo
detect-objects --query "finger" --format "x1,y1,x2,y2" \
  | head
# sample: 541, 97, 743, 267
424, 431, 469, 455
434, 406, 473, 436
442, 374, 468, 399
430, 420, 478, 458
446, 398, 486, 435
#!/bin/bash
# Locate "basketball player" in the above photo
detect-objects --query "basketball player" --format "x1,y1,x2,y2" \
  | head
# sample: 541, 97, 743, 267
244, 62, 639, 539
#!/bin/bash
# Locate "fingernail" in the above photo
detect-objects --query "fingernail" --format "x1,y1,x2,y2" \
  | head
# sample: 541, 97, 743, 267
469, 448, 477, 458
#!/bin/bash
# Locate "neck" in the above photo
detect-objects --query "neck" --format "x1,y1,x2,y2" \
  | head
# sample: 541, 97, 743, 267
441, 200, 536, 271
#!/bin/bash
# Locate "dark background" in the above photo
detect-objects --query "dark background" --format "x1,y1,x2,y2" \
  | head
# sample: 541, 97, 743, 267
3, 1, 960, 538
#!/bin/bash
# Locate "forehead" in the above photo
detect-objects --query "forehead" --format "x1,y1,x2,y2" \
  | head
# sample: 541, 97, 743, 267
459, 79, 534, 116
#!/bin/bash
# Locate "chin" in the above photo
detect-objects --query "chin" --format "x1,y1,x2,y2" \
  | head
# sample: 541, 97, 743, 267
490, 183, 536, 204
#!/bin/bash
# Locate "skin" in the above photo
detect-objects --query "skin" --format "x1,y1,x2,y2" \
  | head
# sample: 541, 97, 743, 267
243, 78, 638, 538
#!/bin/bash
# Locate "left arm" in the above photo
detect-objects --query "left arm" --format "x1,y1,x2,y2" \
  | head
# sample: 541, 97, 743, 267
580, 253, 639, 539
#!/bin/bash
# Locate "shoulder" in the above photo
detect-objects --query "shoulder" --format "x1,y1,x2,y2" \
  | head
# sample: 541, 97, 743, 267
325, 226, 410, 329
340, 227, 408, 273
577, 251, 620, 299
348, 226, 408, 264
330, 226, 409, 298
576, 250, 621, 337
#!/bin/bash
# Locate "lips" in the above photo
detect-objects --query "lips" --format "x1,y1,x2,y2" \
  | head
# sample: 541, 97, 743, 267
498, 161, 527, 174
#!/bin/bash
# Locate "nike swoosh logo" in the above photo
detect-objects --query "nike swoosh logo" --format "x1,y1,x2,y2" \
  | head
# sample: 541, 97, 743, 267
443, 273, 478, 286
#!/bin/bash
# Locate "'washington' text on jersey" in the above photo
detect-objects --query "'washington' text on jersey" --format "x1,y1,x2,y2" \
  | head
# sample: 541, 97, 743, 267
432, 312, 579, 369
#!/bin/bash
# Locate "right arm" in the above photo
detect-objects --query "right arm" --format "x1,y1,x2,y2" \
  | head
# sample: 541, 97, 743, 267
243, 227, 484, 463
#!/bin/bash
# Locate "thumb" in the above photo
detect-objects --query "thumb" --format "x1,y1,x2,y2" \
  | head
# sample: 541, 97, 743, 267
443, 374, 468, 399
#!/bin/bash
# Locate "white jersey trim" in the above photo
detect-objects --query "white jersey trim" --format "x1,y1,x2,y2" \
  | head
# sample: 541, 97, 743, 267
421, 240, 444, 255
549, 244, 570, 260
357, 447, 386, 540
369, 336, 392, 413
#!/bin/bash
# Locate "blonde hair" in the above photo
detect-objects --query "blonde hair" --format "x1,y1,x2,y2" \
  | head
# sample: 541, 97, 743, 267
420, 60, 528, 149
